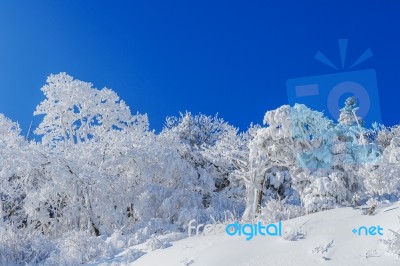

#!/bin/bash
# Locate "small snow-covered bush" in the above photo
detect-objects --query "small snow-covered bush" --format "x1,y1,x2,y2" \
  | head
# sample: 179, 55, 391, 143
257, 198, 304, 223
381, 229, 400, 257
146, 234, 172, 251
45, 231, 113, 265
381, 216, 400, 258
123, 248, 146, 264
126, 218, 180, 246
282, 226, 306, 241
0, 227, 54, 265
107, 229, 129, 250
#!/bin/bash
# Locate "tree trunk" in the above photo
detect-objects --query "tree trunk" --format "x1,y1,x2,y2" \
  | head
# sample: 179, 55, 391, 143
255, 175, 266, 214
242, 171, 260, 222
242, 183, 256, 221
91, 219, 100, 236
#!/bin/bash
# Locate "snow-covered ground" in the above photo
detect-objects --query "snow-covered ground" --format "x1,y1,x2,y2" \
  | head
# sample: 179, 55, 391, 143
112, 203, 400, 266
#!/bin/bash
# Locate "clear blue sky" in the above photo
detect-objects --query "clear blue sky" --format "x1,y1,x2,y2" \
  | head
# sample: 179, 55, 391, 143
1, 1, 400, 133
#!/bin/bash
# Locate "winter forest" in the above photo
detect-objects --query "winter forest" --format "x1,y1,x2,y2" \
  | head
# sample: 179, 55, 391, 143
1, 73, 399, 264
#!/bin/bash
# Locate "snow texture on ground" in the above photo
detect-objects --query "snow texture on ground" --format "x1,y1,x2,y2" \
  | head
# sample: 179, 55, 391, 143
119, 203, 400, 266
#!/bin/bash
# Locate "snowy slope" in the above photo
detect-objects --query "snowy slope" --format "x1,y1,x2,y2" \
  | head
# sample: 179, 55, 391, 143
126, 203, 400, 266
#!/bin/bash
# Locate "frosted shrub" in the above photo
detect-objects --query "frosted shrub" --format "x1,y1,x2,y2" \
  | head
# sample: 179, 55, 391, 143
301, 170, 351, 213
45, 231, 113, 265
382, 229, 400, 257
123, 248, 146, 264
0, 227, 54, 265
257, 198, 304, 223
146, 235, 172, 251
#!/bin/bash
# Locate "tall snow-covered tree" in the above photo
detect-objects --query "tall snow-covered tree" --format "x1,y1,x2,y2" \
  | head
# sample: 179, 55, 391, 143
260, 104, 335, 214
360, 131, 400, 198
162, 112, 243, 220
0, 114, 31, 228
338, 96, 363, 126
34, 72, 148, 145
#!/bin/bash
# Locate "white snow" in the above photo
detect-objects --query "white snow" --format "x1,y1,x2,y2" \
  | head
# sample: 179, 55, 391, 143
127, 202, 400, 266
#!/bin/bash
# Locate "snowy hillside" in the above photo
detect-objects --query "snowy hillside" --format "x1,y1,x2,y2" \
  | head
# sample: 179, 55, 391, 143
129, 203, 400, 266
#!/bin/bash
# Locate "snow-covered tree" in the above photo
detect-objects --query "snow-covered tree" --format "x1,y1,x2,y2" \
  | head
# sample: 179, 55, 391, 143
162, 112, 243, 220
0, 114, 30, 228
34, 72, 147, 145
361, 132, 400, 198
338, 96, 363, 127
243, 104, 337, 217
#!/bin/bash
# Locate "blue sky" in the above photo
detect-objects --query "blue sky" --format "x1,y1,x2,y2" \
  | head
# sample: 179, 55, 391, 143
1, 1, 400, 133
